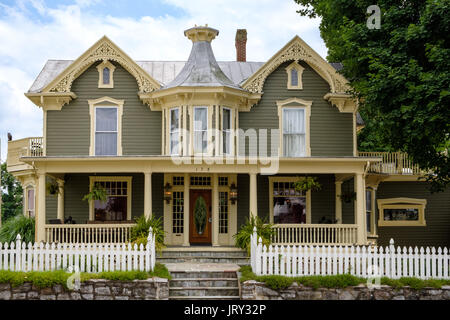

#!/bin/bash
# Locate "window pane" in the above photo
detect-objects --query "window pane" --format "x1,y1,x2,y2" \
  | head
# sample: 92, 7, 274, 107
170, 133, 179, 155
223, 131, 230, 154
283, 134, 305, 157
194, 108, 207, 130
94, 196, 127, 221
273, 196, 306, 224
223, 108, 231, 130
170, 108, 180, 155
170, 108, 179, 132
283, 109, 304, 134
95, 132, 117, 156
96, 108, 117, 131
103, 67, 110, 85
383, 208, 419, 221
291, 69, 298, 86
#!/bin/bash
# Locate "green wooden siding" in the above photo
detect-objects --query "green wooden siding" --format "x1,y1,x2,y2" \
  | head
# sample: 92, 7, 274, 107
341, 178, 355, 224
238, 61, 354, 157
152, 173, 164, 222
376, 182, 450, 247
46, 61, 161, 156
45, 177, 57, 222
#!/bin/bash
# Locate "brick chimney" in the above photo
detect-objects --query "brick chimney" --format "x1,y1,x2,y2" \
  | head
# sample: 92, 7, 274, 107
235, 29, 247, 62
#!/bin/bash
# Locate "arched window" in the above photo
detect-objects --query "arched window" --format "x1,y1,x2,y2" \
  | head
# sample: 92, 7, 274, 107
103, 67, 110, 85
285, 61, 304, 90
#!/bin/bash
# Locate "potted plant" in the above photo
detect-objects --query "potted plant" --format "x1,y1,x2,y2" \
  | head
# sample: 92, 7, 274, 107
339, 191, 357, 203
294, 176, 322, 192
46, 181, 60, 196
82, 183, 108, 203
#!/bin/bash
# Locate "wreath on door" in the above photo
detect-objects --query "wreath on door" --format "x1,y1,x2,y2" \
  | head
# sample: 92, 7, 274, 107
194, 196, 207, 235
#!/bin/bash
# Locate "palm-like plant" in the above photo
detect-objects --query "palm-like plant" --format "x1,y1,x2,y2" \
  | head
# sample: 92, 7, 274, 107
0, 215, 35, 243
233, 216, 275, 255
129, 215, 165, 254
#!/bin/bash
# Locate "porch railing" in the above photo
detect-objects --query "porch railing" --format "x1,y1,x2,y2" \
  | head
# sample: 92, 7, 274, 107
358, 151, 422, 175
7, 137, 44, 171
44, 224, 136, 244
271, 224, 358, 245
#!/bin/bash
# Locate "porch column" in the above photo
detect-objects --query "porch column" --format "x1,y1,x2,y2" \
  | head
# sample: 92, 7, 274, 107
335, 181, 343, 223
212, 173, 219, 246
36, 172, 46, 243
249, 172, 257, 218
354, 173, 367, 245
183, 173, 190, 246
144, 172, 152, 220
56, 179, 64, 222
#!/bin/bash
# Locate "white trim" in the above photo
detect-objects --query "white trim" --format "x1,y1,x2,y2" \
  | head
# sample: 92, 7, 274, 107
285, 61, 305, 90
168, 107, 181, 156
96, 60, 116, 89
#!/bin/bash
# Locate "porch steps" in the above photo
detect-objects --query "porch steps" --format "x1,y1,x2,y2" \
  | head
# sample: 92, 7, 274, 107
168, 270, 240, 300
157, 249, 250, 265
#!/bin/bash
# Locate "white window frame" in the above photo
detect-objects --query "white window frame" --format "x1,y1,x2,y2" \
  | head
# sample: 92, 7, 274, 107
24, 186, 35, 218
377, 197, 427, 227
221, 107, 233, 156
88, 176, 132, 221
96, 60, 116, 89
169, 107, 181, 156
192, 106, 209, 155
285, 61, 304, 90
277, 98, 312, 158
88, 97, 124, 156
269, 177, 312, 224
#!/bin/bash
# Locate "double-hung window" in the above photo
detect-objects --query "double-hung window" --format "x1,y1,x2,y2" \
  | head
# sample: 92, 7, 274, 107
222, 108, 231, 155
95, 107, 118, 156
193, 107, 208, 154
282, 108, 306, 157
170, 108, 180, 155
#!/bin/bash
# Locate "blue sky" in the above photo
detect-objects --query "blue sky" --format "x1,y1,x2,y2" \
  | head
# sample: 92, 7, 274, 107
0, 0, 326, 161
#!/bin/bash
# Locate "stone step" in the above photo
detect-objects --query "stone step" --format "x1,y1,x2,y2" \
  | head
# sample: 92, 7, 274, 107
157, 257, 249, 265
169, 287, 240, 297
170, 278, 239, 288
169, 271, 238, 279
169, 296, 241, 300
161, 251, 248, 258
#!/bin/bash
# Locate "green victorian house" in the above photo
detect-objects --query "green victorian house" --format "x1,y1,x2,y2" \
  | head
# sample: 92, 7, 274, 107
7, 26, 450, 249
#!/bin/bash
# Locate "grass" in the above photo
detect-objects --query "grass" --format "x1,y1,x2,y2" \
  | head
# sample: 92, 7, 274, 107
0, 263, 171, 289
239, 266, 450, 290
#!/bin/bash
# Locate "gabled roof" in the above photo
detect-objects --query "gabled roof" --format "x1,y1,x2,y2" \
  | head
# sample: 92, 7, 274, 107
28, 60, 264, 93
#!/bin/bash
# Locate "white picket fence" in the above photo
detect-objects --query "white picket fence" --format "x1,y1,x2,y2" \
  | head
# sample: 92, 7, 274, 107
250, 228, 450, 279
0, 228, 156, 273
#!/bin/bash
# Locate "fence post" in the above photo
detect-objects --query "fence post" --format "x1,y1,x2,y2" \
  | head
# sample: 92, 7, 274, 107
389, 239, 395, 279
250, 227, 257, 272
15, 234, 22, 272
255, 237, 262, 276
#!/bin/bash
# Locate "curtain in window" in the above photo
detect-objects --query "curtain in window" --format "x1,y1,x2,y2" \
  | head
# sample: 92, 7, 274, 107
95, 108, 117, 156
103, 67, 110, 85
283, 108, 305, 157
222, 108, 231, 155
170, 108, 180, 155
194, 107, 208, 153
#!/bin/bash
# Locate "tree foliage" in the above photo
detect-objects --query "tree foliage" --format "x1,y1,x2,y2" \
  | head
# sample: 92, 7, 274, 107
294, 0, 450, 192
1, 162, 23, 222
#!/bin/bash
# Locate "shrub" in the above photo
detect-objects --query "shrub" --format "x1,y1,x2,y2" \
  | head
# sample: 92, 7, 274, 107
233, 216, 275, 255
130, 215, 165, 254
0, 215, 35, 244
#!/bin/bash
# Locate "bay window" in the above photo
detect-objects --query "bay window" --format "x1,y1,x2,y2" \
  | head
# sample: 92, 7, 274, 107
193, 106, 208, 154
222, 107, 231, 155
170, 107, 180, 155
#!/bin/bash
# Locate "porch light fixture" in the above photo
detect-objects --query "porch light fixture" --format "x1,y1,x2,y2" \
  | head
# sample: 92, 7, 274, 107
229, 183, 238, 204
164, 183, 172, 204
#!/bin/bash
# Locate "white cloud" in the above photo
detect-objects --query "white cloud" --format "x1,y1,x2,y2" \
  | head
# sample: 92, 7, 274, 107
0, 0, 326, 161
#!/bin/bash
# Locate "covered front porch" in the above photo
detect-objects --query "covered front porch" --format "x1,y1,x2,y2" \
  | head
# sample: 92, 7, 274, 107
13, 156, 375, 247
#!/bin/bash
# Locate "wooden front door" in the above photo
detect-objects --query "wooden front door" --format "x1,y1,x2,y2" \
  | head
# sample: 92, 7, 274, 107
189, 190, 212, 244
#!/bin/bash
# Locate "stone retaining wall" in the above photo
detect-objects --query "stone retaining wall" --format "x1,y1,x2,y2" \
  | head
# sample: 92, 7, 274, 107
0, 278, 169, 300
241, 280, 450, 300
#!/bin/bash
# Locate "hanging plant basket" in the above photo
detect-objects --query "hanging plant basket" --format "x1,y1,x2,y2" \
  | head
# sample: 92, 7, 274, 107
82, 183, 108, 203
294, 177, 322, 193
339, 191, 357, 203
46, 182, 60, 196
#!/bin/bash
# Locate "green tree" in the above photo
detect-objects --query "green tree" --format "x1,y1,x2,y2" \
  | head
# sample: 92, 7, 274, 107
294, 0, 450, 192
1, 162, 23, 222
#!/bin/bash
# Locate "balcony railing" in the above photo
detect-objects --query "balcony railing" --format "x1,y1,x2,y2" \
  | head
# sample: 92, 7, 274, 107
7, 137, 43, 171
44, 224, 136, 244
359, 151, 423, 175
271, 224, 358, 245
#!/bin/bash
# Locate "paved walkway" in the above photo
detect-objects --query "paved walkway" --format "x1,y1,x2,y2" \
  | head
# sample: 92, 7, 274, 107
164, 262, 240, 272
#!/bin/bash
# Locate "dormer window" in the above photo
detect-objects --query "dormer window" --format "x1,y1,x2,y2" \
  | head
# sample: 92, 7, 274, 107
286, 61, 304, 90
97, 60, 116, 88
